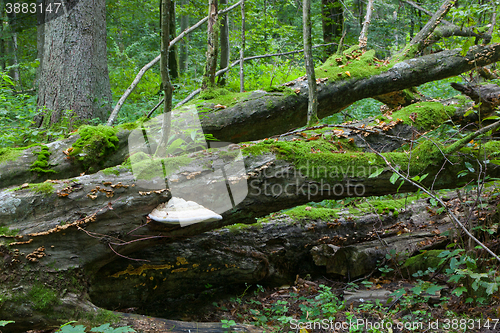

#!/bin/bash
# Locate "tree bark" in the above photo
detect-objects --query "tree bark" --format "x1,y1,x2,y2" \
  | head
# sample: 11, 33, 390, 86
239, 0, 245, 92
303, 0, 318, 127
358, 0, 373, 49
36, 0, 112, 126
168, 1, 179, 80
202, 0, 219, 90
321, 0, 343, 58
217, 0, 230, 86
157, 0, 174, 155
179, 0, 190, 74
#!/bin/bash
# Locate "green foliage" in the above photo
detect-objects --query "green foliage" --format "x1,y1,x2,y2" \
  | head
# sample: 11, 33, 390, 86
0, 320, 14, 327
0, 72, 39, 147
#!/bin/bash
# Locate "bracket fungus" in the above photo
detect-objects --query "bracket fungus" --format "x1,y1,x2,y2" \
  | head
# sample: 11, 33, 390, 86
148, 197, 223, 227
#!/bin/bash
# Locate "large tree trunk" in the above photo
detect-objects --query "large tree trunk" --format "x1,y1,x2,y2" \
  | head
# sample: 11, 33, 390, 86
36, 0, 112, 126
321, 0, 343, 58
303, 0, 319, 127
168, 0, 179, 80
217, 0, 230, 86
202, 0, 219, 90
179, 0, 190, 74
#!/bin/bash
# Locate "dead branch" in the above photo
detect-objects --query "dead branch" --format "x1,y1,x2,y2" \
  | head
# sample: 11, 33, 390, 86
409, 0, 456, 52
361, 135, 500, 264
358, 0, 374, 49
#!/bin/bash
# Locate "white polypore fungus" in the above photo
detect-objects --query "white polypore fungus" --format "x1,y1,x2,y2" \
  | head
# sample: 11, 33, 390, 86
148, 197, 222, 227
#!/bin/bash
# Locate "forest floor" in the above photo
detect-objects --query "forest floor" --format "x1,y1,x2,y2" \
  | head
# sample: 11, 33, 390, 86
189, 274, 500, 333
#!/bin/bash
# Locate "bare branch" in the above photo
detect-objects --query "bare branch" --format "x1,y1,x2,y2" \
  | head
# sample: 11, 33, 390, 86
404, 0, 486, 43
409, 0, 456, 51
358, 0, 374, 49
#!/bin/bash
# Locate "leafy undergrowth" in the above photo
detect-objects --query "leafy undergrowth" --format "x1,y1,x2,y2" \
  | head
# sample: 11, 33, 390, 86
196, 271, 500, 333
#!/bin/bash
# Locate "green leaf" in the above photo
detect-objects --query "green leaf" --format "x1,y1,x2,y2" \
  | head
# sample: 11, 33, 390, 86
411, 285, 423, 295
483, 116, 500, 120
464, 109, 475, 117
426, 284, 444, 295
460, 37, 474, 56
390, 288, 406, 298
0, 321, 14, 327
369, 167, 384, 178
452, 286, 467, 297
465, 162, 475, 172
165, 138, 185, 155
490, 160, 500, 166
389, 172, 400, 184
57, 325, 87, 333
484, 282, 498, 295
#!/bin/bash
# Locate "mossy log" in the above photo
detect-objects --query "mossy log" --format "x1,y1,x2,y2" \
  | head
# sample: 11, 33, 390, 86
0, 91, 483, 191
2, 185, 490, 331
198, 44, 500, 142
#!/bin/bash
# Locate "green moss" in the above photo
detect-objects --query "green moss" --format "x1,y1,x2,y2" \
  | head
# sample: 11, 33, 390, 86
315, 47, 399, 83
248, 138, 431, 182
101, 166, 122, 176
285, 206, 339, 220
129, 152, 192, 180
199, 87, 231, 100
484, 141, 500, 157
28, 182, 55, 196
0, 147, 23, 165
28, 284, 60, 311
82, 309, 121, 327
389, 102, 452, 131
355, 196, 420, 216
30, 145, 56, 174
0, 226, 18, 237
266, 98, 275, 109
116, 121, 139, 131
188, 88, 252, 111
263, 85, 295, 97
225, 222, 263, 233
70, 125, 120, 168
402, 250, 445, 276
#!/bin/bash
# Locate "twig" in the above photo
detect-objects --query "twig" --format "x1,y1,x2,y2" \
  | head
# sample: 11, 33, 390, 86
108, 243, 150, 262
